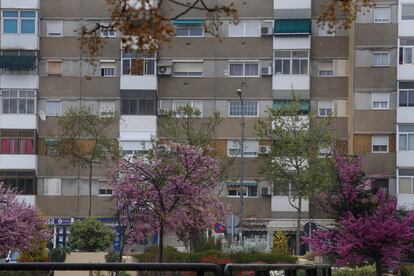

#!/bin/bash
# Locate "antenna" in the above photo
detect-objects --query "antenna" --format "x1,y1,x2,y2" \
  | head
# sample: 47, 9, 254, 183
39, 110, 46, 121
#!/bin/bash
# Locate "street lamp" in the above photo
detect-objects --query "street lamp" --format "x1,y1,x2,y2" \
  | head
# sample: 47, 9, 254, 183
236, 88, 245, 244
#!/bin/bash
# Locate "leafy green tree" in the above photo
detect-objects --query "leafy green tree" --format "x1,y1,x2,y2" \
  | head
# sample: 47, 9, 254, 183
256, 100, 334, 255
68, 217, 115, 252
55, 106, 120, 216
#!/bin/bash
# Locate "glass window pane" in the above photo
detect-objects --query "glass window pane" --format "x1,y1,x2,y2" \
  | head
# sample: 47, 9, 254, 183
400, 134, 408, 150
409, 134, 414, 150
122, 59, 130, 75
20, 11, 36, 18
21, 19, 35, 34
189, 28, 203, 36
292, 60, 300, 74
129, 99, 137, 114
282, 60, 290, 74
404, 48, 412, 64
145, 60, 155, 75
3, 99, 10, 113
4, 19, 18, 33
229, 64, 243, 76
409, 91, 414, 106
175, 28, 188, 36
400, 91, 408, 106
245, 64, 258, 76
18, 99, 26, 114
301, 60, 308, 74
131, 59, 144, 75
27, 99, 34, 114
121, 99, 130, 114
9, 99, 17, 113
275, 60, 282, 74
399, 178, 412, 194
3, 11, 18, 17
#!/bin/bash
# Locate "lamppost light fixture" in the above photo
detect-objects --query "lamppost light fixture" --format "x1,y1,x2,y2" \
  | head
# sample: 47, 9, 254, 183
236, 89, 242, 97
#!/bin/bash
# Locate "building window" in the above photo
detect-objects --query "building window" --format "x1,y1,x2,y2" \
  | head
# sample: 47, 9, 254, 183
172, 100, 203, 117
399, 125, 414, 151
100, 60, 116, 77
0, 171, 36, 195
227, 182, 258, 197
98, 181, 113, 196
402, 4, 414, 20
99, 101, 115, 117
100, 24, 116, 38
229, 63, 259, 77
373, 51, 390, 67
228, 20, 261, 37
371, 92, 389, 109
46, 100, 62, 116
45, 138, 59, 156
0, 130, 35, 155
274, 50, 309, 75
1, 90, 35, 114
229, 100, 258, 117
399, 177, 414, 194
173, 61, 203, 77
372, 135, 388, 153
120, 140, 152, 156
173, 20, 204, 37
318, 101, 333, 117
318, 147, 331, 158
273, 100, 310, 115
46, 20, 63, 37
227, 140, 259, 157
374, 7, 390, 23
47, 60, 62, 75
2, 11, 37, 34
121, 98, 155, 115
318, 61, 334, 76
122, 51, 155, 76
399, 90, 414, 107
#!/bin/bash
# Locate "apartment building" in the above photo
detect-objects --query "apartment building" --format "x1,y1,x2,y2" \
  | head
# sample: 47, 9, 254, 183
0, 0, 405, 251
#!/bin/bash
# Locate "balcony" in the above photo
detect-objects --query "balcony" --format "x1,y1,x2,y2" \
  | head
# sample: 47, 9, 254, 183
0, 114, 37, 129
397, 107, 414, 124
273, 36, 310, 50
398, 194, 414, 209
397, 151, 414, 167
273, 0, 311, 11
273, 75, 310, 91
398, 64, 414, 81
1, 0, 39, 9
271, 196, 309, 212
120, 115, 157, 139
120, 75, 157, 90
0, 154, 37, 171
1, 35, 39, 50
0, 74, 38, 89
399, 20, 414, 37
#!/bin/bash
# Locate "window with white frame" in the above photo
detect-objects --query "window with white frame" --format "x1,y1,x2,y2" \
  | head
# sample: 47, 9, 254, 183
98, 181, 113, 196
228, 20, 261, 37
402, 4, 414, 20
399, 124, 414, 151
373, 51, 390, 66
399, 89, 414, 107
229, 62, 259, 77
2, 10, 37, 34
318, 147, 331, 158
1, 90, 36, 114
318, 101, 333, 117
318, 61, 334, 76
228, 100, 258, 117
122, 51, 155, 75
99, 101, 115, 117
171, 100, 203, 116
400, 39, 414, 65
371, 92, 389, 109
372, 135, 388, 152
374, 7, 390, 23
274, 50, 309, 75
173, 61, 203, 77
46, 100, 62, 116
100, 60, 116, 77
226, 182, 258, 197
120, 140, 152, 156
46, 20, 63, 37
399, 177, 414, 194
174, 21, 204, 37
100, 24, 116, 37
227, 140, 259, 157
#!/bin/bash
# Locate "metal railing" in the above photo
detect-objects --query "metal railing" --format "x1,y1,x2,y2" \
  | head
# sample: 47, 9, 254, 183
0, 262, 332, 276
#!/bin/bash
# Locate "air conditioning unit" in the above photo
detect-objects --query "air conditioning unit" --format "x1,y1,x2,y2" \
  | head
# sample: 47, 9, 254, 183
261, 66, 272, 76
157, 144, 171, 152
157, 65, 172, 76
259, 145, 271, 154
261, 26, 273, 36
261, 187, 272, 197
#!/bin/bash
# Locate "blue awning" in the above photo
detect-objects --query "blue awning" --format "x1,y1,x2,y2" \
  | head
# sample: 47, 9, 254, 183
173, 19, 203, 25
227, 182, 257, 187
274, 19, 311, 35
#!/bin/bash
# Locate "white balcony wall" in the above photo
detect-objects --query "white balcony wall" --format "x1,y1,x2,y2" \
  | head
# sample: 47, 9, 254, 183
273, 75, 310, 90
398, 65, 414, 81
120, 115, 157, 140
273, 36, 310, 50
0, 114, 37, 129
274, 0, 311, 10
271, 196, 309, 212
398, 194, 414, 209
1, 0, 39, 9
16, 195, 36, 206
397, 108, 414, 123
0, 155, 37, 171
1, 35, 39, 50
120, 75, 157, 90
0, 75, 39, 89
397, 151, 414, 167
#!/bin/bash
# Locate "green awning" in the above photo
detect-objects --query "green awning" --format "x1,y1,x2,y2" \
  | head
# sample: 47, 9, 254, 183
227, 182, 257, 187
274, 19, 311, 35
274, 100, 310, 114
45, 139, 58, 146
0, 56, 36, 70
173, 19, 203, 25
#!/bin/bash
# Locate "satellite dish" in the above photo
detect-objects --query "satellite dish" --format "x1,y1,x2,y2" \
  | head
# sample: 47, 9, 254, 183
39, 110, 46, 121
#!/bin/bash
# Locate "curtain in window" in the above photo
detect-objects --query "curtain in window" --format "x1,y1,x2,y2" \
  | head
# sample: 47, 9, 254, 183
229, 64, 243, 76
19, 139, 33, 154
1, 139, 10, 154
9, 139, 18, 154
245, 64, 258, 76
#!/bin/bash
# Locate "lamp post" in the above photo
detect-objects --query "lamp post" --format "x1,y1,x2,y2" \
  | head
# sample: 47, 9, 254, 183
236, 88, 245, 244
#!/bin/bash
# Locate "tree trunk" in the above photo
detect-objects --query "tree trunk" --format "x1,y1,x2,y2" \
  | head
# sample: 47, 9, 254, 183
158, 223, 164, 262
88, 163, 93, 217
295, 197, 302, 256
375, 259, 382, 276
118, 226, 125, 263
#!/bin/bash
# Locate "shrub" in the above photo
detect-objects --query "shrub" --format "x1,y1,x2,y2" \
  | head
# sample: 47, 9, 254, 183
332, 265, 375, 276
18, 241, 48, 262
68, 217, 115, 252
105, 251, 120, 263
49, 246, 70, 262
222, 239, 271, 254
193, 236, 222, 252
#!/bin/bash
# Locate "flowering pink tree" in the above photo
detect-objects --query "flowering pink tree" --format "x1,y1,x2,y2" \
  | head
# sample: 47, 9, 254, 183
306, 153, 414, 276
111, 144, 228, 262
0, 185, 50, 255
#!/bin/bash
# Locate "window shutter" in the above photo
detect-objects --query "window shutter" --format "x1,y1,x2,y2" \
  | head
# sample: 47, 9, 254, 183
173, 62, 203, 73
44, 178, 62, 196
47, 21, 63, 36
333, 100, 347, 117
333, 60, 348, 76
